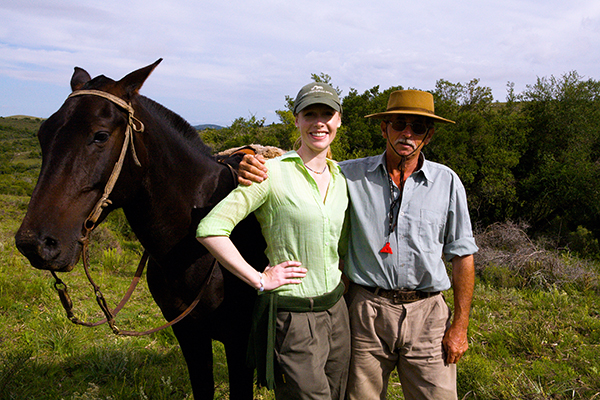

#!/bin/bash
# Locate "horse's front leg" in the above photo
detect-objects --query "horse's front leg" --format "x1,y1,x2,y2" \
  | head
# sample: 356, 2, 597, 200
172, 321, 215, 399
224, 336, 255, 400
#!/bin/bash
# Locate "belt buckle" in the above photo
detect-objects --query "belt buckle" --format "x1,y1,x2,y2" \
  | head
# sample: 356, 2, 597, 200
392, 290, 406, 304
392, 290, 421, 304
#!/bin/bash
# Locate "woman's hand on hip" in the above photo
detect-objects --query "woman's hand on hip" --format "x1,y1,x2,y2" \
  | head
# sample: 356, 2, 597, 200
262, 261, 306, 290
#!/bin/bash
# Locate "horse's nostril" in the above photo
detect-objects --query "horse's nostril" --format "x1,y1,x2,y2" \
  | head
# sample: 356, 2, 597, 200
15, 230, 62, 266
43, 236, 58, 248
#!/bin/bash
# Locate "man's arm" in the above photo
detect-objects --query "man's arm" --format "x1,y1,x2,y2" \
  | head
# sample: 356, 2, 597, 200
442, 254, 475, 364
238, 154, 268, 185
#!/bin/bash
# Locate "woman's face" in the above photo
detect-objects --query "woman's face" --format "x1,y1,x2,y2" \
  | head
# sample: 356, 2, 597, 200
295, 104, 341, 156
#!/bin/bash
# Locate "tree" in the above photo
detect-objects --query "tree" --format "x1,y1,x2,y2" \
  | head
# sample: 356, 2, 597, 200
338, 85, 402, 160
196, 73, 600, 254
200, 115, 269, 152
515, 72, 600, 245
428, 79, 528, 226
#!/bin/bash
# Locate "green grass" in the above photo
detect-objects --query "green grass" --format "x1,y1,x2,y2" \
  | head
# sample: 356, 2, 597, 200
461, 284, 600, 399
2, 194, 600, 399
0, 194, 192, 399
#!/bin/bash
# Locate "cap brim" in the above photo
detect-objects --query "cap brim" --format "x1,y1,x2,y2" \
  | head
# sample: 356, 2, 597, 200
295, 98, 342, 115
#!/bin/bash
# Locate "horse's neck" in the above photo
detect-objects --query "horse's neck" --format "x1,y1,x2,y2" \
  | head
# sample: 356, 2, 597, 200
123, 123, 233, 257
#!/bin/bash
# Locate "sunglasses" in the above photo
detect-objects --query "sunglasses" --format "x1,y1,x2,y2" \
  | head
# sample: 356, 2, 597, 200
386, 119, 431, 135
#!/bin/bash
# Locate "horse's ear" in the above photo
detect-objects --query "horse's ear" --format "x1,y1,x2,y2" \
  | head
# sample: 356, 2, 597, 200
118, 58, 163, 100
71, 67, 92, 91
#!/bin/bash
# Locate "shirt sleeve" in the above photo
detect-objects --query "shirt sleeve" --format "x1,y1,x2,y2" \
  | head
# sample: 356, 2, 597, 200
442, 175, 479, 261
196, 177, 269, 238
338, 206, 351, 260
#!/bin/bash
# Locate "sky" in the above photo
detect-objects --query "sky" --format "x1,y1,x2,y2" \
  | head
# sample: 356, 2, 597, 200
1, 0, 599, 127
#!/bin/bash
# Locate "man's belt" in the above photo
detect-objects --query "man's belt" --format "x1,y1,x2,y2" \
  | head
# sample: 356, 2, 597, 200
359, 284, 440, 304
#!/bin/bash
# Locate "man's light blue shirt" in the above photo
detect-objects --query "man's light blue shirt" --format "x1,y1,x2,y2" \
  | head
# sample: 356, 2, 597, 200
340, 153, 478, 292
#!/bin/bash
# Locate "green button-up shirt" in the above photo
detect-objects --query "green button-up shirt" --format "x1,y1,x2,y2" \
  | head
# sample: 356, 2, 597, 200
197, 151, 348, 298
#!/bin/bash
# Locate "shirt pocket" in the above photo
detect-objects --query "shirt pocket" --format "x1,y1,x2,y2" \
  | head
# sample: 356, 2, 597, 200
418, 209, 445, 254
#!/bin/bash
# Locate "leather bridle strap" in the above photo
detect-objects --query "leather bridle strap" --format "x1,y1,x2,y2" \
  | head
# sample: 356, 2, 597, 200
51, 251, 150, 328
67, 89, 143, 230
51, 255, 216, 336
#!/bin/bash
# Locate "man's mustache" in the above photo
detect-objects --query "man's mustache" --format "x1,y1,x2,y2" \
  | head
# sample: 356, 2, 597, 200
393, 138, 415, 150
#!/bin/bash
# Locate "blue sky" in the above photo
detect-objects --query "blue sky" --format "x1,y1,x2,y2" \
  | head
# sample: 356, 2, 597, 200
1, 0, 599, 126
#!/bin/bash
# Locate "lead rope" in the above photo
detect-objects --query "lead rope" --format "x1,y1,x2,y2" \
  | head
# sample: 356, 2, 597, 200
51, 250, 149, 329
51, 250, 215, 336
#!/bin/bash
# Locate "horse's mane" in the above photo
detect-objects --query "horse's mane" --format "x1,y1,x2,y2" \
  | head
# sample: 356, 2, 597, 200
82, 75, 214, 157
137, 96, 213, 157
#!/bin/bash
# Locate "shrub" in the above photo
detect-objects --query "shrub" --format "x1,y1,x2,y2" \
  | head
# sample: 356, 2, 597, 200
568, 226, 600, 260
474, 221, 600, 291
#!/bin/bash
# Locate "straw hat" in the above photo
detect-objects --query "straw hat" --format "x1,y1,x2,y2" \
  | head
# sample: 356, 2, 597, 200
365, 89, 454, 124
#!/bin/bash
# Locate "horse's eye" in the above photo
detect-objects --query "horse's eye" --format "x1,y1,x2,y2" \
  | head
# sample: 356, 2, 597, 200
93, 131, 110, 143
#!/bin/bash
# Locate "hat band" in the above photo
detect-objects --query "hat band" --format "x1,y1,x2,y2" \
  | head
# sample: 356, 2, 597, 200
387, 106, 435, 115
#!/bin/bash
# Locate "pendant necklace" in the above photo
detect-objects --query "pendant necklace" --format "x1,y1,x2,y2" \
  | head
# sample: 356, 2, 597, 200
305, 163, 328, 174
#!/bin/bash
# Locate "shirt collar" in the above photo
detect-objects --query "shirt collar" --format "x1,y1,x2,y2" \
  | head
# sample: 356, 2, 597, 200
418, 154, 433, 183
367, 152, 387, 174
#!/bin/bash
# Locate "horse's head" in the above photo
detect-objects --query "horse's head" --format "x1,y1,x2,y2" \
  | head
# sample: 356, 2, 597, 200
15, 59, 162, 272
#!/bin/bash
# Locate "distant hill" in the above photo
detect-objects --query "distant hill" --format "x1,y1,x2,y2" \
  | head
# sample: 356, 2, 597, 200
5, 115, 43, 121
194, 124, 224, 131
0, 116, 44, 132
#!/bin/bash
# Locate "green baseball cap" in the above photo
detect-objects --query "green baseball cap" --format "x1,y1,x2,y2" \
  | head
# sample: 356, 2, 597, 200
293, 82, 342, 115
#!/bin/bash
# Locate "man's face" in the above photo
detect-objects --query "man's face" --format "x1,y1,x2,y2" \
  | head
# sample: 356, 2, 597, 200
382, 115, 434, 158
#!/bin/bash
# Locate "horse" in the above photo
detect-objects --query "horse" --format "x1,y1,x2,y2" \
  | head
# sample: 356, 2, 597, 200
14, 59, 268, 399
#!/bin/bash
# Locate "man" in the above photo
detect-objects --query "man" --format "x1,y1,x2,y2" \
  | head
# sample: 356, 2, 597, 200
238, 89, 478, 400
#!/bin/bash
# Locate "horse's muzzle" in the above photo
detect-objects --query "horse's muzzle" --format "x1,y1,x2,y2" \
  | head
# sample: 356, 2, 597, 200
15, 229, 77, 272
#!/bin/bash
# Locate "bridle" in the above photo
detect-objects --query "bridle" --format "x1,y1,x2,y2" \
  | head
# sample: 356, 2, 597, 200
49, 89, 212, 336
68, 90, 144, 229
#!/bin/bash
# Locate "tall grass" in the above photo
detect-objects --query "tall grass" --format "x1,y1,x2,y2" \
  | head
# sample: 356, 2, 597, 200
2, 195, 600, 399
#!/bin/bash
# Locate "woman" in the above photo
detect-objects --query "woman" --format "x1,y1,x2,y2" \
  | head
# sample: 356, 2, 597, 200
197, 82, 349, 399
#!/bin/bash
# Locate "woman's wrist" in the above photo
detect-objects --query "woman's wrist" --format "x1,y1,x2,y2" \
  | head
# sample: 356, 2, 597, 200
257, 271, 265, 292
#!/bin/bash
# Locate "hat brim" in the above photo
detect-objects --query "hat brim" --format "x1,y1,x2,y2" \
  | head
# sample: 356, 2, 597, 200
365, 110, 455, 124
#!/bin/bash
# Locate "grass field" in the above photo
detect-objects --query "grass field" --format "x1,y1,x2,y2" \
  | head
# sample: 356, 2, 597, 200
1, 192, 600, 399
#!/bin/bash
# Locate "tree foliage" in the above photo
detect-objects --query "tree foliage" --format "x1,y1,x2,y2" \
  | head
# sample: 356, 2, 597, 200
515, 72, 600, 249
198, 72, 600, 257
428, 79, 529, 226
2, 72, 600, 258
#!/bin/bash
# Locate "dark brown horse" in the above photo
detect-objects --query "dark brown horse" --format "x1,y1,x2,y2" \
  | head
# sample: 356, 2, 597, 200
14, 59, 268, 399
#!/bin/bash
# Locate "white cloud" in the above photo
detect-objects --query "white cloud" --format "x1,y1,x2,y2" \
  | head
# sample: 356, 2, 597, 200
1, 0, 599, 125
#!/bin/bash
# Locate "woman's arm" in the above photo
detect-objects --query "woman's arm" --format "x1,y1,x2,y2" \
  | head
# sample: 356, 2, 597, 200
197, 236, 307, 291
